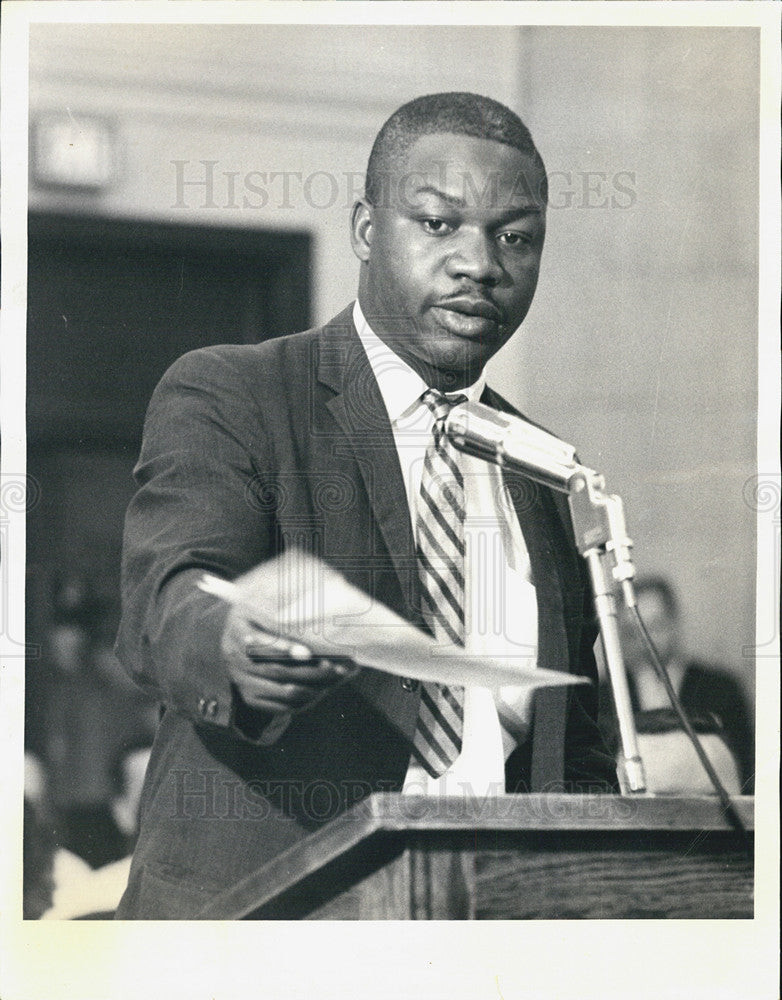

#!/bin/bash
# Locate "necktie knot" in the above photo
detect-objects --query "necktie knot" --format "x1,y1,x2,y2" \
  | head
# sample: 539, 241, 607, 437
421, 388, 468, 440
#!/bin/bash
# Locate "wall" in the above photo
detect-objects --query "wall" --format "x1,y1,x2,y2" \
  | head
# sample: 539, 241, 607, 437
489, 27, 758, 699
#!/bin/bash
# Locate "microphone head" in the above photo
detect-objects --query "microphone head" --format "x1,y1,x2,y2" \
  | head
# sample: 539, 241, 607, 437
445, 400, 581, 490
445, 401, 507, 463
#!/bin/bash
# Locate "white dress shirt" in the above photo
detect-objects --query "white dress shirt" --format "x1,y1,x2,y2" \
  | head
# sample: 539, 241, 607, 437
353, 301, 539, 795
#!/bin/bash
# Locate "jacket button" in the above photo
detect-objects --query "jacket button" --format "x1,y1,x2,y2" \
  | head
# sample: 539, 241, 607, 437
198, 697, 219, 719
400, 677, 419, 692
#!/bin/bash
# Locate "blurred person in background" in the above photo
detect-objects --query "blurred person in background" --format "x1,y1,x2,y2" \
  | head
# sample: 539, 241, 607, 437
24, 747, 151, 920
40, 576, 158, 868
23, 753, 55, 919
607, 575, 754, 795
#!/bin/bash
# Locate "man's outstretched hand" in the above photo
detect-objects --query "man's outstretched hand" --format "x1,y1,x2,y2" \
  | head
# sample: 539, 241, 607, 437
220, 565, 356, 715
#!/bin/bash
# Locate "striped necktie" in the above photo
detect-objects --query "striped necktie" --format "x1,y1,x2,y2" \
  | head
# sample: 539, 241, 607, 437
411, 388, 468, 778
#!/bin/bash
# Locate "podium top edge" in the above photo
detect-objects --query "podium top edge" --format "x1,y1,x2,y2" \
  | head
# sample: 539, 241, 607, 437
357, 792, 755, 832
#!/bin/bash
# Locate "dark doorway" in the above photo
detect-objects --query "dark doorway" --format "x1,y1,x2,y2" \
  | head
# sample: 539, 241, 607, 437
27, 212, 311, 443
25, 213, 311, 758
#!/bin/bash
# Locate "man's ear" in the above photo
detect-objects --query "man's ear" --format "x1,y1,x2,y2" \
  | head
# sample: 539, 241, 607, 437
350, 199, 373, 262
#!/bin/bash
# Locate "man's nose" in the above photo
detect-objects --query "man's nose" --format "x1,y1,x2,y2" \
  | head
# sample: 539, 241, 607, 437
445, 229, 502, 285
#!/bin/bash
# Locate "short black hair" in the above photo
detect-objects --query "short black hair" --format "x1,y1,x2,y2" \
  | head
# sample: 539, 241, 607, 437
635, 575, 680, 621
365, 92, 546, 206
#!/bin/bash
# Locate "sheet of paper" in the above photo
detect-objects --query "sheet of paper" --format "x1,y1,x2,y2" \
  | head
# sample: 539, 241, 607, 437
199, 550, 587, 692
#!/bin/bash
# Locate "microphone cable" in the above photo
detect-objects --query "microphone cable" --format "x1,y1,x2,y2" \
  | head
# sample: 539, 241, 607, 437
628, 605, 753, 859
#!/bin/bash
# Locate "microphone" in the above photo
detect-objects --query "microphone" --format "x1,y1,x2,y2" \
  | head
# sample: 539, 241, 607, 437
445, 400, 594, 493
446, 400, 649, 793
445, 399, 634, 590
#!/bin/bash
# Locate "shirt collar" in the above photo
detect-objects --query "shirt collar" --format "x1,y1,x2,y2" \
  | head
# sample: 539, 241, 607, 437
352, 299, 485, 426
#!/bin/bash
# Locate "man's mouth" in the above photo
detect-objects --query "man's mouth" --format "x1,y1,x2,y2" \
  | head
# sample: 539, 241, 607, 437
434, 296, 502, 324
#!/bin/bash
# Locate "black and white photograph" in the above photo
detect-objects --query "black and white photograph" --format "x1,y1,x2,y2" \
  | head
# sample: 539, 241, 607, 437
1, 2, 779, 998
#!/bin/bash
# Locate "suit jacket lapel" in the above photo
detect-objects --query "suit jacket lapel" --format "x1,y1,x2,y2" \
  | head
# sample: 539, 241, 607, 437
317, 308, 421, 623
481, 386, 569, 676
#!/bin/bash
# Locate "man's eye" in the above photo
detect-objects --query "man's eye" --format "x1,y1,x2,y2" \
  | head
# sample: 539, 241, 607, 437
498, 231, 531, 247
421, 218, 452, 235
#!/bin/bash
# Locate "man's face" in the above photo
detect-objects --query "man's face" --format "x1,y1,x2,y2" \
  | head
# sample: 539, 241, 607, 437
620, 589, 679, 669
352, 132, 547, 390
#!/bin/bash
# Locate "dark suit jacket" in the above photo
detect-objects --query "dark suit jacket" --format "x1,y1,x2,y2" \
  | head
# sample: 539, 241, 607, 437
114, 306, 615, 919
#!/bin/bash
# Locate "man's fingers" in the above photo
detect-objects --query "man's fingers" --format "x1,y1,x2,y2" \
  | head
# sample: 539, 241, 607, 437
242, 630, 312, 661
239, 658, 353, 684
224, 615, 357, 712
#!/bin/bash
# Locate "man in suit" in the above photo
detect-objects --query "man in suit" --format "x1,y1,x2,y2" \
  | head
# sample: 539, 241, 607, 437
115, 93, 616, 919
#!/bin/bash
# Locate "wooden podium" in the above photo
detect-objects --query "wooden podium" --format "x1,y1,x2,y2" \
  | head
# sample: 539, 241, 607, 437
196, 793, 753, 920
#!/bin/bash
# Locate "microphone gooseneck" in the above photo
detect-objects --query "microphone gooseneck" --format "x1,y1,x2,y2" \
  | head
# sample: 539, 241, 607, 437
444, 400, 590, 492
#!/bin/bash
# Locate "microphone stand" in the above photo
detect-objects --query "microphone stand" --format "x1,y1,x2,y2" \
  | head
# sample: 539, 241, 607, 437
446, 401, 648, 793
447, 402, 752, 818
569, 471, 748, 835
567, 470, 646, 794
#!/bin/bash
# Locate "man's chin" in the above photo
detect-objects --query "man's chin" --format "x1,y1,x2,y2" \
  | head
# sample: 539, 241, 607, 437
414, 344, 490, 391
